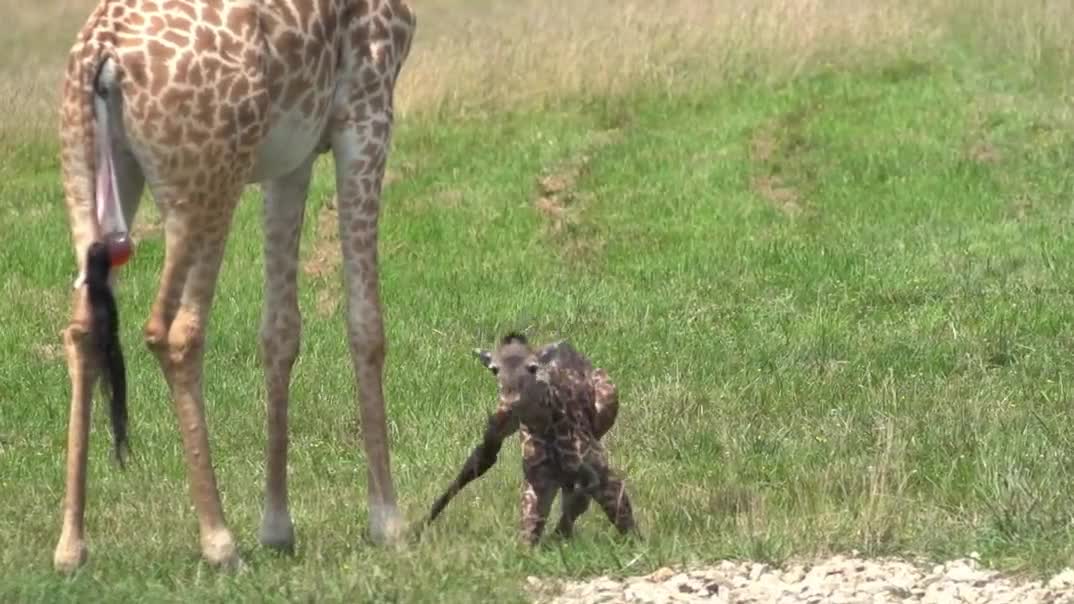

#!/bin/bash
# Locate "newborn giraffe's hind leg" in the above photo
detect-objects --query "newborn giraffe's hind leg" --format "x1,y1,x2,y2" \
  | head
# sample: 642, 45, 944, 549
554, 486, 590, 539
590, 470, 636, 536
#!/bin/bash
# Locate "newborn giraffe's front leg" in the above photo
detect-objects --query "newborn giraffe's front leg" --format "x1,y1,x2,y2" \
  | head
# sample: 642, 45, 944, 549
519, 440, 558, 545
519, 473, 557, 546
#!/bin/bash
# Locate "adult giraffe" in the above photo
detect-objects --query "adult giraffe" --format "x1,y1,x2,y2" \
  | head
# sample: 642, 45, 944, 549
52, 0, 416, 572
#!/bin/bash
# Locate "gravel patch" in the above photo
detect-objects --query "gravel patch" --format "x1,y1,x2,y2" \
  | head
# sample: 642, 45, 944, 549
528, 555, 1074, 603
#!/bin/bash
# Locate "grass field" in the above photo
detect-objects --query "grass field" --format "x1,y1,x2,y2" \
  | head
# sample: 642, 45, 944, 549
2, 0, 1074, 602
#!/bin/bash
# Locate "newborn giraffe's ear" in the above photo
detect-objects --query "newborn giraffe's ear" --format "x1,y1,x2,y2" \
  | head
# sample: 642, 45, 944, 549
472, 348, 493, 368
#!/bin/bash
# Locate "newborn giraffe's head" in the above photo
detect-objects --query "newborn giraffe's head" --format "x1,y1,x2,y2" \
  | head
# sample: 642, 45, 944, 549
473, 332, 542, 406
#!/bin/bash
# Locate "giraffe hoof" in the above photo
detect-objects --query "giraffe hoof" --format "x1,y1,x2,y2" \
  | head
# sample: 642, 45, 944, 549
259, 513, 296, 554
53, 537, 87, 574
201, 529, 241, 570
367, 502, 404, 547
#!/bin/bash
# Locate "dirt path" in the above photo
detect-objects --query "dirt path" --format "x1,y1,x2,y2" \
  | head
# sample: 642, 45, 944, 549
529, 555, 1074, 603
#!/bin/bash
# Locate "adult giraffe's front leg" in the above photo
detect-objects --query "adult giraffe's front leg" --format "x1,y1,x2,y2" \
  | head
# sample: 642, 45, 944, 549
332, 116, 401, 545
258, 157, 314, 553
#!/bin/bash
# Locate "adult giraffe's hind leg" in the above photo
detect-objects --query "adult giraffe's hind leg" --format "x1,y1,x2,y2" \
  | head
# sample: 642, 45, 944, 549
258, 157, 314, 553
332, 118, 401, 545
53, 71, 145, 573
53, 291, 96, 573
144, 191, 243, 568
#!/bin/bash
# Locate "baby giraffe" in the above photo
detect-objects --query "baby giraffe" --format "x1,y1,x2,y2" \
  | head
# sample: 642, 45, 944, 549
422, 333, 637, 544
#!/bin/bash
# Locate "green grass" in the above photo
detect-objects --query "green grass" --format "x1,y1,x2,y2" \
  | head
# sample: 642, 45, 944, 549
4, 1, 1074, 602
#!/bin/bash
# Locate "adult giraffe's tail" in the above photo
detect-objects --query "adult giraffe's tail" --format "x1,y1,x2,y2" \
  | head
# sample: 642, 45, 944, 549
85, 241, 128, 467
61, 27, 130, 467
87, 57, 130, 468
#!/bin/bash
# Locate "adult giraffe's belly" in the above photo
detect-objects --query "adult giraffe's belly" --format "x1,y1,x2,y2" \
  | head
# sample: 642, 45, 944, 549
248, 104, 329, 184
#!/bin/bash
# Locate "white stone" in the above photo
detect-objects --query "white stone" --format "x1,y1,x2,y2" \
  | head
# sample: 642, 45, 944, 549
665, 573, 693, 591
623, 583, 660, 604
945, 563, 995, 585
1048, 569, 1074, 590
748, 563, 769, 581
859, 579, 892, 595
524, 557, 1074, 604
593, 578, 623, 593
716, 561, 742, 575
781, 566, 806, 583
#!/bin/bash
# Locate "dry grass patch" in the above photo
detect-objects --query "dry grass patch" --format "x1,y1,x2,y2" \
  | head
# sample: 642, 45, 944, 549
748, 109, 819, 218
31, 342, 64, 363
0, 0, 939, 141
534, 157, 589, 236
920, 0, 1074, 78
5, 0, 1071, 143
531, 129, 625, 265
751, 175, 804, 217
303, 198, 343, 317
0, 0, 95, 146
397, 0, 934, 117
303, 199, 341, 280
